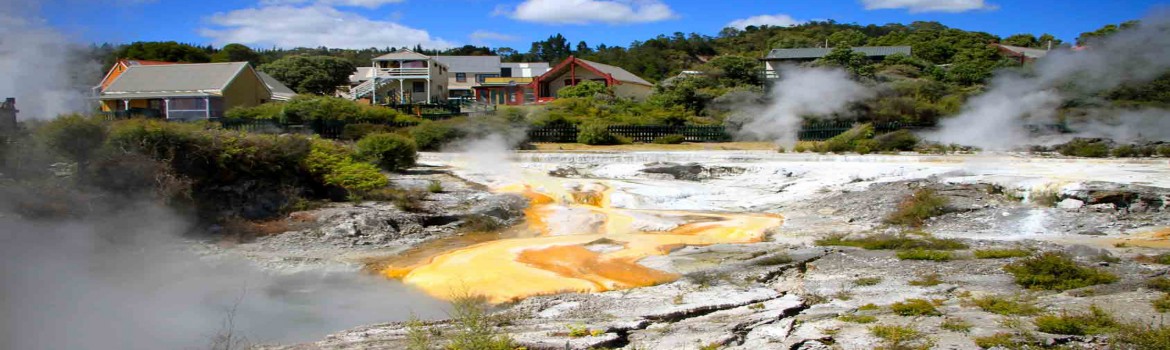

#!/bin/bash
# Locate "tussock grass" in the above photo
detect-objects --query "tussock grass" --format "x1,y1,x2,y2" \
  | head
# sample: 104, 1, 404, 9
886, 188, 949, 227
1149, 277, 1170, 292
940, 317, 971, 333
1003, 252, 1117, 291
973, 333, 1038, 349
896, 249, 954, 261
446, 292, 517, 350
815, 233, 967, 251
752, 253, 793, 266
854, 277, 883, 286
1033, 305, 1118, 335
890, 299, 941, 316
974, 248, 1032, 259
1154, 293, 1170, 313
870, 324, 933, 350
1136, 253, 1170, 265
839, 314, 878, 324
908, 273, 943, 287
1113, 320, 1170, 349
970, 295, 1041, 316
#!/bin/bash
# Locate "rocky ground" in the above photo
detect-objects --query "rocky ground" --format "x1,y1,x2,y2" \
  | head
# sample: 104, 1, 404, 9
228, 152, 1170, 349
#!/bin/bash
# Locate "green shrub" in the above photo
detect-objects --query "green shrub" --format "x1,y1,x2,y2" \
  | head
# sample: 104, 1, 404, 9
1033, 305, 1117, 335
886, 188, 949, 227
870, 324, 932, 349
1148, 277, 1170, 292
971, 295, 1041, 316
1003, 252, 1118, 291
1113, 144, 1140, 158
890, 299, 941, 316
908, 273, 943, 286
577, 123, 626, 145
323, 162, 389, 194
652, 134, 686, 144
873, 130, 920, 152
1058, 138, 1110, 158
974, 333, 1036, 349
224, 102, 284, 121
283, 95, 363, 124
1159, 145, 1170, 157
974, 248, 1032, 259
446, 292, 517, 350
409, 121, 463, 151
940, 317, 971, 332
341, 123, 392, 141
1113, 320, 1170, 349
839, 314, 877, 323
854, 277, 883, 286
896, 249, 953, 261
854, 139, 879, 154
823, 123, 875, 153
557, 80, 610, 98
815, 233, 967, 251
37, 114, 107, 164
356, 133, 417, 172
1154, 293, 1170, 313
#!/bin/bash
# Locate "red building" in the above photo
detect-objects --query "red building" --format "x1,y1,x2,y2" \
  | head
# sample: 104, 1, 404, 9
473, 56, 653, 105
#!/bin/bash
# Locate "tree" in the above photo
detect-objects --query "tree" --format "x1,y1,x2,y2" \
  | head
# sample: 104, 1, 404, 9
1077, 20, 1140, 46
1002, 34, 1038, 47
827, 29, 867, 48
575, 41, 593, 55
818, 47, 874, 77
259, 56, 355, 95
557, 80, 610, 98
703, 55, 761, 87
116, 41, 211, 63
211, 43, 262, 66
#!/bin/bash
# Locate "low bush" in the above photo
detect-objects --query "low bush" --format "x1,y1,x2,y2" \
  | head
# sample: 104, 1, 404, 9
652, 134, 686, 144
940, 317, 971, 332
854, 277, 883, 286
886, 188, 950, 227
873, 130, 920, 152
37, 114, 107, 164
577, 123, 627, 145
1154, 293, 1170, 313
890, 299, 941, 316
752, 253, 793, 266
1159, 145, 1170, 157
839, 314, 877, 323
356, 133, 417, 172
1033, 305, 1117, 335
815, 233, 967, 251
1148, 277, 1170, 292
870, 324, 932, 350
1112, 320, 1170, 349
821, 123, 875, 153
409, 120, 464, 151
1058, 138, 1110, 158
908, 273, 943, 286
324, 162, 390, 195
971, 295, 1041, 316
974, 333, 1037, 349
1136, 253, 1170, 265
340, 123, 393, 141
224, 102, 284, 121
974, 248, 1032, 259
1003, 252, 1118, 291
446, 291, 517, 350
896, 249, 953, 261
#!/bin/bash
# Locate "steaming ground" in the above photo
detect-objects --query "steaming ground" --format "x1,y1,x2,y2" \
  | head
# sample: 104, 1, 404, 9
0, 204, 448, 350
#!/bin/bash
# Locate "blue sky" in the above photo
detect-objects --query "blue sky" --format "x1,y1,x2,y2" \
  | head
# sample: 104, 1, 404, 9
36, 0, 1169, 50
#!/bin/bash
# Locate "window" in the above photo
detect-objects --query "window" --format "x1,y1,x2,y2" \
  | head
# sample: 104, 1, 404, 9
501, 67, 513, 78
456, 73, 466, 82
413, 81, 426, 93
477, 74, 499, 83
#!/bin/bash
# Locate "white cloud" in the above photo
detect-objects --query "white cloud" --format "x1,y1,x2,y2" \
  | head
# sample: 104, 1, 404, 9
861, 0, 997, 13
200, 5, 453, 49
726, 14, 804, 29
259, 0, 404, 9
469, 30, 518, 44
508, 0, 677, 25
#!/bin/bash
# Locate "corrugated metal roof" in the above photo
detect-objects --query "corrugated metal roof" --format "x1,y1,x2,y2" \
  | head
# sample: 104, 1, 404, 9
577, 58, 653, 86
258, 72, 296, 101
101, 62, 249, 98
432, 56, 501, 73
374, 50, 430, 61
764, 46, 912, 60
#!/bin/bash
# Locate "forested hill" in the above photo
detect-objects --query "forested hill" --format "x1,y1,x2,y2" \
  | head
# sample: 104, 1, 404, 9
90, 20, 1108, 83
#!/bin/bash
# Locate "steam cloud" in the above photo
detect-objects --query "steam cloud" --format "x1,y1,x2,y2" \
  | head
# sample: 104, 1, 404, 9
732, 66, 871, 147
927, 11, 1170, 149
0, 203, 449, 349
0, 1, 97, 120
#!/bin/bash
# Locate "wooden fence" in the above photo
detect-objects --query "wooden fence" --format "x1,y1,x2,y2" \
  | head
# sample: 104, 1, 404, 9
527, 122, 929, 143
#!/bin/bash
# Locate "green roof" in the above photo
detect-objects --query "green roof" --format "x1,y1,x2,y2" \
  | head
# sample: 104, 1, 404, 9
764, 46, 912, 60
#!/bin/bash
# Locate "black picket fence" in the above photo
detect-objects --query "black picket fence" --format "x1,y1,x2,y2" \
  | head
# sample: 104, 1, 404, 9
527, 122, 931, 143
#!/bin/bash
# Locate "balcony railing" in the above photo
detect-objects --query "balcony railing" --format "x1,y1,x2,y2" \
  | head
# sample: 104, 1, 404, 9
376, 68, 430, 77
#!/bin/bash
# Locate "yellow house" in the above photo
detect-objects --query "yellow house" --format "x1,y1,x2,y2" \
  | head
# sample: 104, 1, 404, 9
98, 62, 275, 120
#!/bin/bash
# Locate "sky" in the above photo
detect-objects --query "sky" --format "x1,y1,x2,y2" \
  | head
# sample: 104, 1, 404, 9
32, 0, 1170, 50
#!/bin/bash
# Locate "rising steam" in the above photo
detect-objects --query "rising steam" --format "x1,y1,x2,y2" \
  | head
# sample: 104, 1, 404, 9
0, 1, 97, 120
732, 66, 871, 147
927, 11, 1170, 149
